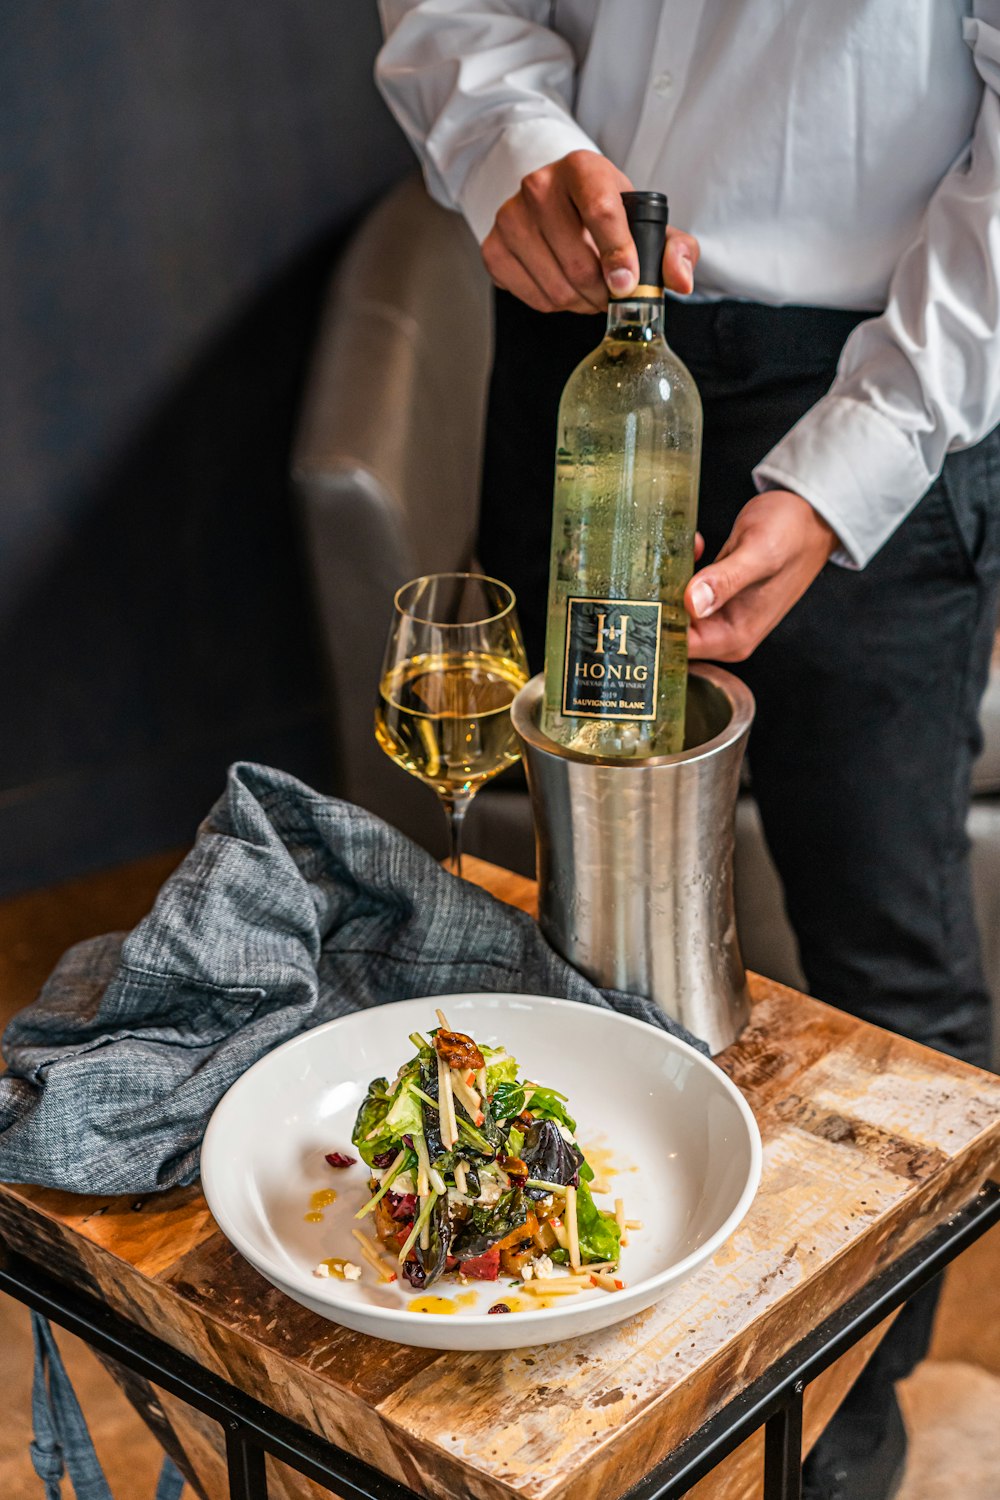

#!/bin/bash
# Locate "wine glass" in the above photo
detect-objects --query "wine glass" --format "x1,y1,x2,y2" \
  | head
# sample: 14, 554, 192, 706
375, 573, 529, 877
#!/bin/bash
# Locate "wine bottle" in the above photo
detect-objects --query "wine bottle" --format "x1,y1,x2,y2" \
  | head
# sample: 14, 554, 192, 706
540, 191, 701, 758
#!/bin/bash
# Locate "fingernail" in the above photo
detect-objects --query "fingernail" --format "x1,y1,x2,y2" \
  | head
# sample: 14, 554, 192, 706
690, 580, 716, 618
608, 268, 636, 295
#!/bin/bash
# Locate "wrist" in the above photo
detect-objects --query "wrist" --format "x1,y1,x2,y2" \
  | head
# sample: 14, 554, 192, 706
799, 495, 840, 559
752, 486, 842, 562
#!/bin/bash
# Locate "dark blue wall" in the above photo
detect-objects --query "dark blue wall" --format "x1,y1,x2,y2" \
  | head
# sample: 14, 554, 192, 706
0, 3, 412, 894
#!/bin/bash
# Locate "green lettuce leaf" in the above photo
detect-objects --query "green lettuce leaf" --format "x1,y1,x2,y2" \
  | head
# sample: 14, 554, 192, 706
489, 1080, 526, 1123
574, 1178, 621, 1263
351, 1077, 391, 1165
482, 1046, 519, 1093
526, 1084, 577, 1134
352, 1073, 425, 1166
384, 1084, 423, 1138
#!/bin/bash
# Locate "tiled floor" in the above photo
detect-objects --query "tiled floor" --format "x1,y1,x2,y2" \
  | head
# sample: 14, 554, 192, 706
0, 856, 997, 1499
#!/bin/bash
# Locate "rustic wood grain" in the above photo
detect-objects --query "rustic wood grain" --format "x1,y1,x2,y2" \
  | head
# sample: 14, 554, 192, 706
1, 856, 998, 1500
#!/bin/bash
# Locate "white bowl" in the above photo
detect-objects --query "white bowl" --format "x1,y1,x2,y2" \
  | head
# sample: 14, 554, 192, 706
202, 993, 761, 1351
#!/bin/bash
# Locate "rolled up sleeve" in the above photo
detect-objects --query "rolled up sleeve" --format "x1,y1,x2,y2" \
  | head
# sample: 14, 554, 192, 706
377, 1, 599, 243
755, 15, 1000, 568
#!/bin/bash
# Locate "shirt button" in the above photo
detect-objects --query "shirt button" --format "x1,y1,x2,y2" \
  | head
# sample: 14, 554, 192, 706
652, 71, 674, 96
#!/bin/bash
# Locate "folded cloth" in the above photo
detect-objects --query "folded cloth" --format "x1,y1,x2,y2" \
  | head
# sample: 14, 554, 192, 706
0, 762, 707, 1196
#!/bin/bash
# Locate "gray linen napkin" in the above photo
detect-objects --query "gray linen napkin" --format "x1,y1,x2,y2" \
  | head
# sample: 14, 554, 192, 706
0, 761, 706, 1196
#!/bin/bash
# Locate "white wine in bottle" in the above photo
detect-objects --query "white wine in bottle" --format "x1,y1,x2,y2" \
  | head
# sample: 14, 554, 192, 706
540, 191, 701, 758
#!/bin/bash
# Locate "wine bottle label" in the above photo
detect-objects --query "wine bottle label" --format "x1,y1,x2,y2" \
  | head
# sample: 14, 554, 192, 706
562, 597, 662, 721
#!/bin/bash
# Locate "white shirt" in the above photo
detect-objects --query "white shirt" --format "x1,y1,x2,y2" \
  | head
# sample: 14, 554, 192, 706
376, 1, 1000, 569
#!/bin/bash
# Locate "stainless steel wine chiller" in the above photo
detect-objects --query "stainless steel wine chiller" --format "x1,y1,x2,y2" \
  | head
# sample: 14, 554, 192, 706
511, 665, 755, 1054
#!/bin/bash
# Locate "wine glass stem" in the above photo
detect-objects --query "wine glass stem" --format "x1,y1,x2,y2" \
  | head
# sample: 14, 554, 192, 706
441, 794, 472, 879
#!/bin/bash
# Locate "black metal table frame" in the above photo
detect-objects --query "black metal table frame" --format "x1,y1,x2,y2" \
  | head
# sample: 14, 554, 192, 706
2, 1180, 998, 1500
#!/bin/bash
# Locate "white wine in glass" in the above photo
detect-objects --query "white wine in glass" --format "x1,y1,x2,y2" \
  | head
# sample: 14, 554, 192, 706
375, 574, 529, 876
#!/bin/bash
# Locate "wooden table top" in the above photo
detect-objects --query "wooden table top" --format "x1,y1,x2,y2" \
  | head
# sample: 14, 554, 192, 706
1, 856, 999, 1500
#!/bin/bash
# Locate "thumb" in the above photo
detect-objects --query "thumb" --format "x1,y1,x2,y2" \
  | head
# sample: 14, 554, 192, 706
686, 537, 771, 620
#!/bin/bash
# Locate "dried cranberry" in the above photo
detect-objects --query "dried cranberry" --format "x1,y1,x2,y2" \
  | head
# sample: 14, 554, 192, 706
388, 1192, 418, 1222
488, 1303, 511, 1315
402, 1260, 426, 1289
402, 1134, 414, 1150
324, 1152, 356, 1169
371, 1150, 396, 1169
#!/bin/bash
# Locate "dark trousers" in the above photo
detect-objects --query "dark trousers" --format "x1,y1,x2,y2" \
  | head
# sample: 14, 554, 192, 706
479, 291, 1000, 1406
481, 290, 1000, 1071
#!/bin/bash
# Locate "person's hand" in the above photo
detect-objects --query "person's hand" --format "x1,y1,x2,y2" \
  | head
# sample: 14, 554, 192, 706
481, 150, 699, 312
685, 492, 839, 661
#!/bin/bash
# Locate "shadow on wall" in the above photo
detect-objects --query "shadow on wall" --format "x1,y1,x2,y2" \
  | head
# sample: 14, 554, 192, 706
0, 1, 412, 896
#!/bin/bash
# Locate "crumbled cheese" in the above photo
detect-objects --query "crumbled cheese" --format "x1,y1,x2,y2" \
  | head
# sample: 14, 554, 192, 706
532, 1254, 555, 1280
392, 1171, 416, 1196
476, 1171, 504, 1206
313, 1260, 362, 1281
520, 1263, 535, 1281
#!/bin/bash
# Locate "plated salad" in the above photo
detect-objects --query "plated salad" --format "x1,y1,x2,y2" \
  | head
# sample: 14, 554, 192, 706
347, 1010, 632, 1294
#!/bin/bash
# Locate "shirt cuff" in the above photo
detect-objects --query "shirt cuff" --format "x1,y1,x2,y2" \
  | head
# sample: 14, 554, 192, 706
458, 116, 602, 243
752, 394, 934, 570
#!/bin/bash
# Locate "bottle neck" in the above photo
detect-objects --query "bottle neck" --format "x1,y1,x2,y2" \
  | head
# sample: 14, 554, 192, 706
606, 297, 666, 341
